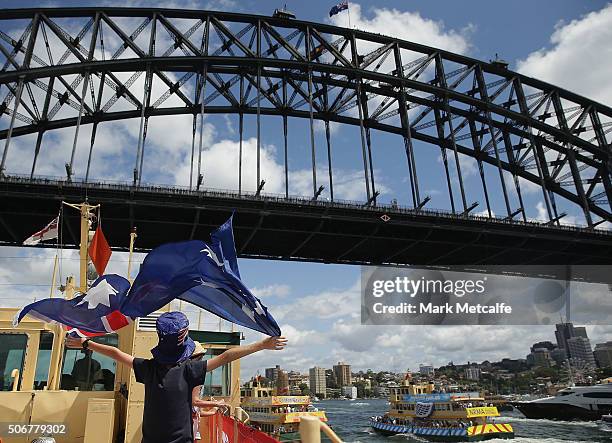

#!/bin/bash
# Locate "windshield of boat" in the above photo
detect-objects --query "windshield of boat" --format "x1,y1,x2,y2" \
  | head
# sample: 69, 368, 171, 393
0, 333, 28, 391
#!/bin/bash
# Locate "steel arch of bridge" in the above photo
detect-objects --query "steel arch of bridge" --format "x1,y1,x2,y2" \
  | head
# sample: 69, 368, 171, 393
0, 7, 610, 229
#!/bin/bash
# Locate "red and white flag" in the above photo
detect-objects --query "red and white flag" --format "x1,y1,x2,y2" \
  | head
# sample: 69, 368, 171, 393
23, 216, 59, 246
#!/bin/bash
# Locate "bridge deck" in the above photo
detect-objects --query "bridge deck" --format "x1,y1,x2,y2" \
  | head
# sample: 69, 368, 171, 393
0, 178, 610, 265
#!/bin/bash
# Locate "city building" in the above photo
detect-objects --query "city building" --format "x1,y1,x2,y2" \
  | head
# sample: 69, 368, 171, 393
276, 369, 289, 394
287, 370, 303, 388
567, 336, 596, 367
594, 341, 612, 368
555, 323, 591, 364
325, 369, 338, 389
333, 361, 352, 387
373, 385, 390, 398
464, 367, 481, 380
419, 364, 435, 377
342, 386, 358, 399
550, 348, 567, 365
265, 365, 281, 381
309, 367, 326, 398
326, 387, 341, 398
530, 341, 556, 352
528, 346, 553, 368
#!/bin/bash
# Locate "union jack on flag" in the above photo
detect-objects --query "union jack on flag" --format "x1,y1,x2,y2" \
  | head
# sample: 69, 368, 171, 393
329, 0, 349, 17
13, 274, 132, 337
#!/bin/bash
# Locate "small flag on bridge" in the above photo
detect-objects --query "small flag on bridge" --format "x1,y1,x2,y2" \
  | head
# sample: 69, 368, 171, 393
329, 0, 349, 17
23, 216, 59, 246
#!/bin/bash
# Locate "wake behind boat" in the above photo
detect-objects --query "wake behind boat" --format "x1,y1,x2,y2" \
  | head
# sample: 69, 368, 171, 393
370, 382, 513, 441
513, 383, 612, 421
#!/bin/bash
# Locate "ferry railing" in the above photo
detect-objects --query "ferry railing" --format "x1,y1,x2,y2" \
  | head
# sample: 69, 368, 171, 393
299, 416, 343, 443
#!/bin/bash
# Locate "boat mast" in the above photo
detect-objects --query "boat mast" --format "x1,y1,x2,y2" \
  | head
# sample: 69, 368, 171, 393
63, 201, 99, 293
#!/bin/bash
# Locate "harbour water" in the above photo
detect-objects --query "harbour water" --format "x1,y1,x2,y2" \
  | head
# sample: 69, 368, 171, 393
315, 399, 612, 443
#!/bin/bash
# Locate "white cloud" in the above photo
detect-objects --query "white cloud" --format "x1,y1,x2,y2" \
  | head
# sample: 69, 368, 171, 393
273, 281, 361, 323
252, 284, 291, 299
329, 3, 472, 55
517, 5, 612, 106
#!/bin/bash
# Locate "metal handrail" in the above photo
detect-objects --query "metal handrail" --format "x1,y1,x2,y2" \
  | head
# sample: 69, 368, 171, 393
299, 416, 343, 443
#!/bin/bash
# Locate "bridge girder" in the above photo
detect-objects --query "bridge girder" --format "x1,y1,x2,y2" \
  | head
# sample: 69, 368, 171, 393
0, 7, 609, 235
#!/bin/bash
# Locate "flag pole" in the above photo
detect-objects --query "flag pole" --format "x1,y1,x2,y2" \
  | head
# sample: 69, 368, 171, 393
127, 227, 137, 284
49, 254, 58, 299
347, 1, 352, 28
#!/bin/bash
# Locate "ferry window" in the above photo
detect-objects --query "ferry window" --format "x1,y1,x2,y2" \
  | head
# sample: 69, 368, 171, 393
583, 392, 612, 398
34, 332, 54, 390
199, 348, 230, 396
60, 334, 117, 391
0, 333, 28, 391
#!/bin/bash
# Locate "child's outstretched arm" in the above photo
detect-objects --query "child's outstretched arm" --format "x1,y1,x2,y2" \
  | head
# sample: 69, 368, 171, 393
206, 336, 287, 372
66, 336, 134, 368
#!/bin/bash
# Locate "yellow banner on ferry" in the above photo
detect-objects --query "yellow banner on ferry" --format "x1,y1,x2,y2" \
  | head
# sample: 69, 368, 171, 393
465, 406, 499, 418
243, 396, 310, 406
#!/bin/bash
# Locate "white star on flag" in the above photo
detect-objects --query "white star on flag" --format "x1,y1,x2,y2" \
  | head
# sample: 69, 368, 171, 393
241, 303, 256, 321
75, 279, 118, 310
200, 246, 224, 267
194, 277, 222, 289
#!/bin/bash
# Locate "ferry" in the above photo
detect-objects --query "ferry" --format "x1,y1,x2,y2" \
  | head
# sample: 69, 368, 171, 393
370, 381, 514, 441
241, 379, 328, 441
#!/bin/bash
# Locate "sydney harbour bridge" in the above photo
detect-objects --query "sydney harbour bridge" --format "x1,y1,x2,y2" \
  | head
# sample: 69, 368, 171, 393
0, 7, 611, 265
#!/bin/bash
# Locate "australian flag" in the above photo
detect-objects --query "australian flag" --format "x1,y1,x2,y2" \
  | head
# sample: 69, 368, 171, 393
123, 215, 281, 336
13, 275, 132, 337
329, 0, 349, 17
14, 216, 281, 337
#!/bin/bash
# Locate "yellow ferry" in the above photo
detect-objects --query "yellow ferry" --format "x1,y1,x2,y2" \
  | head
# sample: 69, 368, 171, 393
241, 379, 328, 441
370, 381, 514, 441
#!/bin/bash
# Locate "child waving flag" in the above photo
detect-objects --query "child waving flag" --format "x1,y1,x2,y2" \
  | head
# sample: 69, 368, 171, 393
65, 311, 287, 443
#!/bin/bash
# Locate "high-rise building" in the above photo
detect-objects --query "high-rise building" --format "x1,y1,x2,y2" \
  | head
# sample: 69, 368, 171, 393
309, 367, 326, 398
555, 323, 594, 366
567, 337, 596, 367
325, 369, 338, 389
555, 323, 574, 351
265, 365, 281, 381
333, 361, 352, 387
594, 342, 612, 368
419, 364, 435, 377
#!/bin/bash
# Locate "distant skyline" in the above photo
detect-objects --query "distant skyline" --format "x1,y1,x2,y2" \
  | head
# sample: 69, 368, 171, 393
0, 0, 611, 380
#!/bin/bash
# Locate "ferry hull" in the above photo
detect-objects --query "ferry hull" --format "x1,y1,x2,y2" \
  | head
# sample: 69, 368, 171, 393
514, 402, 611, 421
370, 421, 514, 441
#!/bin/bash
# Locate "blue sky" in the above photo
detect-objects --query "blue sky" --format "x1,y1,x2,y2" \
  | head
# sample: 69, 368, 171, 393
1, 0, 611, 378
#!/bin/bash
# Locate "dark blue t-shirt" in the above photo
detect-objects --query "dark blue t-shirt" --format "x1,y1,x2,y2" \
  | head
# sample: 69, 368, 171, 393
133, 358, 207, 443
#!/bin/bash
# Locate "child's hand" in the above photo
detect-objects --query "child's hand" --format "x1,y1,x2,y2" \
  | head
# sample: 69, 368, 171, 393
193, 399, 226, 408
258, 336, 288, 351
65, 335, 85, 349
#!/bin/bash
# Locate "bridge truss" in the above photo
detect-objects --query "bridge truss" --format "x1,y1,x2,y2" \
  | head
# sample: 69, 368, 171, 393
0, 7, 610, 263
